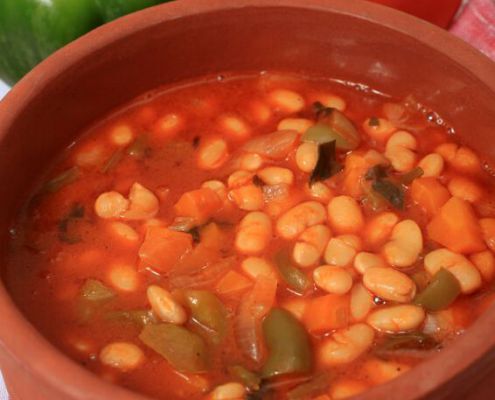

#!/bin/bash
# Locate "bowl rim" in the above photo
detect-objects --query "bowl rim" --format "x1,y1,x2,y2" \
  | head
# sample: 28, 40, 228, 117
1, 1, 495, 399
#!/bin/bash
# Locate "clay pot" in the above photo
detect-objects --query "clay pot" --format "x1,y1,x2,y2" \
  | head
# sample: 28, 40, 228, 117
0, 1, 494, 399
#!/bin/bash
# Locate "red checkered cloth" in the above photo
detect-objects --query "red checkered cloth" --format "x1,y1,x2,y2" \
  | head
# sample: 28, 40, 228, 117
450, 0, 495, 60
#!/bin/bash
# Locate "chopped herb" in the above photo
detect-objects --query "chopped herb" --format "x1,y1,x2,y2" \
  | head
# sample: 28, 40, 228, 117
101, 149, 124, 174
365, 165, 405, 210
368, 116, 380, 127
188, 227, 201, 243
309, 140, 342, 185
311, 103, 361, 149
372, 179, 405, 210
252, 175, 264, 187
42, 166, 80, 193
58, 203, 85, 244
398, 166, 424, 185
312, 101, 326, 114
365, 164, 389, 181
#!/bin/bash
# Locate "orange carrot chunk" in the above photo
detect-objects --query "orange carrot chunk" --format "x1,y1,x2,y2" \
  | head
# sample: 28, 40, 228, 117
303, 294, 349, 334
342, 152, 368, 199
215, 270, 253, 296
427, 197, 485, 254
410, 177, 450, 217
174, 188, 222, 224
138, 226, 193, 273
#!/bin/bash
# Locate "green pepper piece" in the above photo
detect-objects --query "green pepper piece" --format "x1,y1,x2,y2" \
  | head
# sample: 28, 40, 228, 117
228, 365, 261, 391
42, 166, 80, 193
139, 323, 208, 373
414, 268, 461, 311
372, 179, 404, 210
81, 279, 115, 302
302, 123, 349, 148
183, 290, 228, 344
310, 104, 361, 150
101, 149, 124, 173
76, 279, 115, 323
274, 249, 310, 295
94, 0, 164, 22
287, 373, 330, 400
0, 0, 101, 85
0, 0, 169, 85
106, 309, 157, 327
261, 308, 312, 378
398, 167, 424, 185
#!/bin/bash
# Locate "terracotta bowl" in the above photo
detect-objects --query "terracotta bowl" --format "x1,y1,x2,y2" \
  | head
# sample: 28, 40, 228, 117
1, 1, 495, 399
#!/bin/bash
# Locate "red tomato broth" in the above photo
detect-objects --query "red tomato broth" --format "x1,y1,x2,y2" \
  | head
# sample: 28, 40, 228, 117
4, 72, 495, 400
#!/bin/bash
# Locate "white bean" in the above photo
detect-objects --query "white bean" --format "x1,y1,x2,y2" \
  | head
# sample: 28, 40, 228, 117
147, 285, 187, 324
241, 257, 278, 281
108, 264, 140, 292
367, 305, 425, 333
95, 192, 129, 219
293, 224, 331, 268
209, 382, 246, 400
324, 235, 361, 267
277, 118, 313, 134
110, 124, 134, 146
276, 201, 326, 240
236, 212, 272, 255
383, 219, 422, 268
100, 342, 144, 371
418, 153, 444, 177
295, 142, 318, 173
327, 196, 364, 234
350, 283, 374, 321
363, 267, 416, 303
353, 252, 387, 274
313, 265, 353, 294
257, 167, 294, 186
229, 184, 264, 211
269, 89, 305, 113
123, 182, 159, 220
318, 323, 375, 366
385, 130, 417, 172
197, 137, 229, 170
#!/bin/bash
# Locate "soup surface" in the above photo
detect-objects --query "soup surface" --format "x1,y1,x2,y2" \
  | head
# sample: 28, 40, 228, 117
5, 73, 495, 400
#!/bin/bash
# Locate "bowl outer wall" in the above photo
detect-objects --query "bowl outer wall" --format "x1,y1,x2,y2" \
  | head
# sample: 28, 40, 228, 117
0, 0, 495, 399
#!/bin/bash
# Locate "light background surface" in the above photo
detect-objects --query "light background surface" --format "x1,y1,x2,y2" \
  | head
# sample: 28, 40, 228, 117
0, 81, 9, 100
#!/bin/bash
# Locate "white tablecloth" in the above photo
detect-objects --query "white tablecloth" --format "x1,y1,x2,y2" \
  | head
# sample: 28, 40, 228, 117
0, 81, 9, 101
0, 82, 9, 398
0, 373, 7, 400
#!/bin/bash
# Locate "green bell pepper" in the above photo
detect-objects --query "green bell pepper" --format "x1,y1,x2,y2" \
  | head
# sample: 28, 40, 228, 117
0, 0, 169, 85
261, 308, 312, 378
